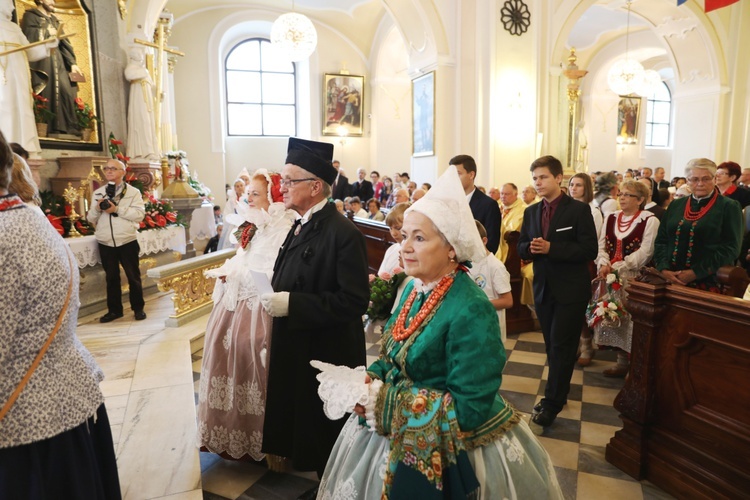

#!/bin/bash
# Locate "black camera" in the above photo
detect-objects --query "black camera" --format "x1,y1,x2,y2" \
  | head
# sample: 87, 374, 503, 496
99, 182, 117, 210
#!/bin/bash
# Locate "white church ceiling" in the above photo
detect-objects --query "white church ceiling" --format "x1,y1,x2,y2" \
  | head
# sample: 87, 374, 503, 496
165, 0, 384, 56
567, 4, 649, 51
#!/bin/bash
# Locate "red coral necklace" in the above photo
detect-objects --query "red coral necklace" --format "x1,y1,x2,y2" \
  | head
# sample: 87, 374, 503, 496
391, 273, 455, 342
616, 211, 641, 233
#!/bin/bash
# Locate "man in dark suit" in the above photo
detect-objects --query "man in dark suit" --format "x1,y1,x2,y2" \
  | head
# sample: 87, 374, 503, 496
654, 167, 670, 190
350, 167, 374, 202
518, 155, 598, 431
330, 160, 350, 200
260, 138, 369, 498
640, 167, 660, 203
450, 154, 502, 253
639, 178, 666, 220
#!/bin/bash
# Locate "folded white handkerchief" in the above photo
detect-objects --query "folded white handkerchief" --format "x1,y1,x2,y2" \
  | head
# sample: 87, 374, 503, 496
310, 360, 369, 420
556, 226, 573, 232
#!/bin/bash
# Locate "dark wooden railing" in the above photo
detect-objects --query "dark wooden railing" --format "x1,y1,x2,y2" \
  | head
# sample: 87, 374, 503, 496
606, 268, 750, 498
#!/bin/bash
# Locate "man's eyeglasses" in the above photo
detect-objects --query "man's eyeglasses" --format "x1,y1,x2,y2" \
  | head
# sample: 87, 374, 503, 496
279, 177, 316, 187
103, 167, 122, 172
687, 176, 713, 184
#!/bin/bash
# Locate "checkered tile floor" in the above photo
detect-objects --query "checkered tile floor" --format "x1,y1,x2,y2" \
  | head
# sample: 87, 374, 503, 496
193, 329, 674, 499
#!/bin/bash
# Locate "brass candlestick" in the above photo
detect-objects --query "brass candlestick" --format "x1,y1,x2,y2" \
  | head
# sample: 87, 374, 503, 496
63, 182, 83, 238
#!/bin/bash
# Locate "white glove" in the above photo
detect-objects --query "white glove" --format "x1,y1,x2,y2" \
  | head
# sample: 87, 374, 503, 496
261, 292, 290, 317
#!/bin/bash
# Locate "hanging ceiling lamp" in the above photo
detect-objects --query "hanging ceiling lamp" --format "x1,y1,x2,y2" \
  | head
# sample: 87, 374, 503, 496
271, 1, 318, 62
607, 0, 645, 96
636, 69, 662, 97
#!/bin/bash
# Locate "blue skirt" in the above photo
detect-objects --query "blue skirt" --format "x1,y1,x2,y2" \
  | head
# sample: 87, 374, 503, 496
318, 414, 562, 500
0, 404, 121, 499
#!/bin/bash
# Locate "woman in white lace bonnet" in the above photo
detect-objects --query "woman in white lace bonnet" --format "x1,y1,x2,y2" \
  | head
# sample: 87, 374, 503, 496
197, 169, 295, 461
318, 166, 562, 499
0, 131, 121, 496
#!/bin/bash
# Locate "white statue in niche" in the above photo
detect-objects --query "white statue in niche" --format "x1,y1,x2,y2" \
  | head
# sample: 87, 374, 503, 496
0, 0, 57, 156
125, 44, 159, 162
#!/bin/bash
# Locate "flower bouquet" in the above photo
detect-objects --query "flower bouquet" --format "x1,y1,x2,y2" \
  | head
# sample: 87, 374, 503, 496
139, 193, 184, 231
586, 273, 628, 329
586, 272, 633, 351
367, 269, 407, 322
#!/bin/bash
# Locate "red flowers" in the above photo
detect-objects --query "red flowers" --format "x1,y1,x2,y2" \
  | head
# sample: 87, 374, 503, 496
46, 214, 64, 235
110, 138, 123, 146
139, 197, 183, 232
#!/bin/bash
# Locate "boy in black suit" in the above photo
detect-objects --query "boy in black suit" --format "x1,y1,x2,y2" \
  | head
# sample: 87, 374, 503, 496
518, 155, 598, 431
450, 154, 502, 253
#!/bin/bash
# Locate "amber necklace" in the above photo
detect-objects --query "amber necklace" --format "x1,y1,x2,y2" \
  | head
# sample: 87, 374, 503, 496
391, 272, 456, 342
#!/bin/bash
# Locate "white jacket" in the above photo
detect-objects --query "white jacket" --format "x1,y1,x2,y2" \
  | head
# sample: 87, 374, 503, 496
87, 182, 145, 247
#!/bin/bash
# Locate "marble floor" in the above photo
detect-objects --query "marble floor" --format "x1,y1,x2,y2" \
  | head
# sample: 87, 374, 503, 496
78, 292, 674, 499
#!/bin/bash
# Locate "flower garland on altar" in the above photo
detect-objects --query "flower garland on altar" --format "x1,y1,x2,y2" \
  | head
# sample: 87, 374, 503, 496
40, 190, 94, 237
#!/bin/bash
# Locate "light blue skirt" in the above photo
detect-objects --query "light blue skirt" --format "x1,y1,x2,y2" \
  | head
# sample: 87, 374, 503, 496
318, 414, 563, 500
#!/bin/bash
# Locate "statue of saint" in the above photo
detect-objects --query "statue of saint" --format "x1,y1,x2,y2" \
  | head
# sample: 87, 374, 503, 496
0, 0, 57, 155
21, 0, 83, 135
125, 45, 159, 162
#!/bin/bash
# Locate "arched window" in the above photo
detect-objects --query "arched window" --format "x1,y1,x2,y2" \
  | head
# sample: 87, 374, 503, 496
645, 81, 671, 147
225, 38, 296, 136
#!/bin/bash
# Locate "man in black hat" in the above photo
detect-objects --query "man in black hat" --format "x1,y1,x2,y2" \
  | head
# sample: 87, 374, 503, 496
260, 137, 369, 496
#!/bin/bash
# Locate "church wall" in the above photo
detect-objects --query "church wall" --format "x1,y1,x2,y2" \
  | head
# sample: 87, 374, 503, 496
170, 9, 226, 203
369, 23, 412, 182
489, 0, 540, 192
170, 7, 371, 203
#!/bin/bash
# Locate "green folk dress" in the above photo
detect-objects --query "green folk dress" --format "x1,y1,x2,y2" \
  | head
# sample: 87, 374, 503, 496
318, 271, 562, 500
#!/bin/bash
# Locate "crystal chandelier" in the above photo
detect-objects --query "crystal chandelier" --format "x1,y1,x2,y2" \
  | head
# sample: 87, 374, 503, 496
270, 8, 318, 62
607, 1, 649, 96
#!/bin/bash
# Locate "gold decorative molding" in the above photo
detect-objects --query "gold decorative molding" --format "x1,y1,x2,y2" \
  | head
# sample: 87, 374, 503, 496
155, 262, 223, 319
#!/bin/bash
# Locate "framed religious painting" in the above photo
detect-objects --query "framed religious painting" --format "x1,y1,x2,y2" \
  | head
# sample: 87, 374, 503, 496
616, 96, 640, 145
14, 0, 103, 150
323, 73, 364, 137
412, 71, 435, 157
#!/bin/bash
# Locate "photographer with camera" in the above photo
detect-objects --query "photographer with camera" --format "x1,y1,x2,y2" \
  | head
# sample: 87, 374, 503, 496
86, 159, 147, 323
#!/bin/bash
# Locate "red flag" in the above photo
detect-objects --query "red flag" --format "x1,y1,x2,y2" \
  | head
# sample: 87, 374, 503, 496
705, 0, 740, 12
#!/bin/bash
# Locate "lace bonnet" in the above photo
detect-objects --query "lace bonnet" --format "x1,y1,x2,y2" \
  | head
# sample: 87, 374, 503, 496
252, 168, 283, 204
405, 165, 486, 264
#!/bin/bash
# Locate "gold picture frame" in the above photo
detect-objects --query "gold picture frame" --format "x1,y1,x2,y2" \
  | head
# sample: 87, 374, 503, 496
616, 96, 640, 145
323, 73, 364, 137
14, 0, 102, 150
412, 71, 435, 157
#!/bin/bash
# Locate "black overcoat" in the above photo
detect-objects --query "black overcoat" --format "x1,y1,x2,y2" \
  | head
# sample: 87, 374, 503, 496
262, 202, 369, 472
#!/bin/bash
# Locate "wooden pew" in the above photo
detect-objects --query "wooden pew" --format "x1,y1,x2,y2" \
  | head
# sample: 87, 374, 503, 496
606, 269, 750, 498
504, 231, 537, 334
351, 216, 395, 274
